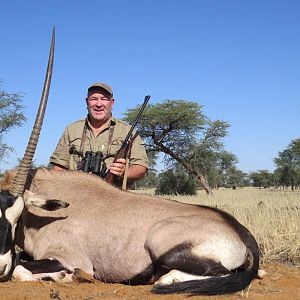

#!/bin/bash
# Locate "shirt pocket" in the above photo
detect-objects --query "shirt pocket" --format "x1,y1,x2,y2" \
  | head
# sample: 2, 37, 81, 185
108, 139, 123, 157
69, 138, 83, 153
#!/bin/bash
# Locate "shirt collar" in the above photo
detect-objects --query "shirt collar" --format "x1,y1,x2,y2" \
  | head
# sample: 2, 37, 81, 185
86, 115, 116, 131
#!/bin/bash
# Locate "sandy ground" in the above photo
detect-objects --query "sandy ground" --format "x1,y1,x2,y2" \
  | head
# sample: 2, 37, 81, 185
0, 263, 299, 300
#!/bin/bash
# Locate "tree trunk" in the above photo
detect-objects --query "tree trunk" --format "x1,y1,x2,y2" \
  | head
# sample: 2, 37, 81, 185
155, 142, 213, 195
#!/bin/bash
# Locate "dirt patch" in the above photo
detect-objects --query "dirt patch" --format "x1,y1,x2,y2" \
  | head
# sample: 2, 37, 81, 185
0, 263, 299, 300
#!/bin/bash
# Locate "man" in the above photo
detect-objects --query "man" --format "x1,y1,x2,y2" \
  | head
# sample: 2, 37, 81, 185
50, 82, 149, 184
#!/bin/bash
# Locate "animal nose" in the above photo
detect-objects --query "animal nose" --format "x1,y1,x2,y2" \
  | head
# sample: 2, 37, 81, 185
0, 264, 7, 277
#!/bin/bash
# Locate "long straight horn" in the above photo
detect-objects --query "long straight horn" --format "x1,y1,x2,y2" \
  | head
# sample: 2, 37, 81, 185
9, 28, 55, 197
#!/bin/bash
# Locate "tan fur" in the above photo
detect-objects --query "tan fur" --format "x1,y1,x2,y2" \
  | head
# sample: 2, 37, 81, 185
0, 170, 17, 191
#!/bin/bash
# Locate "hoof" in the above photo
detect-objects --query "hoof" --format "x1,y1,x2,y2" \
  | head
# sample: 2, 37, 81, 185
72, 268, 96, 283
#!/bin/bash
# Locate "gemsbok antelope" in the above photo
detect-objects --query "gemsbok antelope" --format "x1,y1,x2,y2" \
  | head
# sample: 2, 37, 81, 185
0, 29, 261, 296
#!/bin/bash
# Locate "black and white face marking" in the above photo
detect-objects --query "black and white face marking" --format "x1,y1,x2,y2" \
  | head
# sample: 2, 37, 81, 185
0, 191, 24, 278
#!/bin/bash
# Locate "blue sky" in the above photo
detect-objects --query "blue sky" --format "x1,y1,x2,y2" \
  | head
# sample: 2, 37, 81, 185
0, 0, 299, 173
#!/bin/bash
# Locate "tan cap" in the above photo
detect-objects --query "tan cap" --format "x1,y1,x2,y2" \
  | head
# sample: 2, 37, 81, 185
87, 82, 113, 96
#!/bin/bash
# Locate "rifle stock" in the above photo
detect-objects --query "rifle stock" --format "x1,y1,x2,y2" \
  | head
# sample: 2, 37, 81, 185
104, 95, 150, 185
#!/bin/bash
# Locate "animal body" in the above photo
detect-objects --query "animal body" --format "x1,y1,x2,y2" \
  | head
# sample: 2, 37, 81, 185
0, 168, 260, 295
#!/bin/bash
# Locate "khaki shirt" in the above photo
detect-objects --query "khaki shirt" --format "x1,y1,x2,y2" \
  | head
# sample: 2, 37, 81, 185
50, 117, 149, 171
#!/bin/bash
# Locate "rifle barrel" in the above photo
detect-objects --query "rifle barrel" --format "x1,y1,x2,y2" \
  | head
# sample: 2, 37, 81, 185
123, 95, 150, 145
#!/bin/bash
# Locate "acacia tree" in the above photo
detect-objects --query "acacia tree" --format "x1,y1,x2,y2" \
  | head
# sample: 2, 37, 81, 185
215, 152, 239, 187
189, 147, 237, 189
249, 170, 274, 188
123, 99, 230, 194
0, 82, 26, 164
225, 166, 248, 188
274, 139, 300, 190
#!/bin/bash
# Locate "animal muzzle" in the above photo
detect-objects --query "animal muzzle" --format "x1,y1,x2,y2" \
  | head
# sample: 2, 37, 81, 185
0, 251, 12, 278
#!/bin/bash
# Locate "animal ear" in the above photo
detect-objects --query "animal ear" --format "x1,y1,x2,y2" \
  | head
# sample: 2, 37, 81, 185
39, 199, 69, 211
23, 190, 69, 211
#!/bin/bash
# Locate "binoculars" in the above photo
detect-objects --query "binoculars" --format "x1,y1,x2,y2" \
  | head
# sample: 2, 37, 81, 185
80, 151, 107, 177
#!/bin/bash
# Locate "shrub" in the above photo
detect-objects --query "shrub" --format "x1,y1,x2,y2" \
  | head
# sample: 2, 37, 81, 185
155, 169, 197, 195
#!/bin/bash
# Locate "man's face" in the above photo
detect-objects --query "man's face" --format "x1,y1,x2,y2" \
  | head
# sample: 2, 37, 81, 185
86, 88, 114, 124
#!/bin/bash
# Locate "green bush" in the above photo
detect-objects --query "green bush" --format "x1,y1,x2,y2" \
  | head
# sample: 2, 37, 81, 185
155, 169, 197, 195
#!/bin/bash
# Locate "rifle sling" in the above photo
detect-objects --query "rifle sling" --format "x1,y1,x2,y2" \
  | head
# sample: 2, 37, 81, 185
106, 124, 115, 157
79, 119, 89, 156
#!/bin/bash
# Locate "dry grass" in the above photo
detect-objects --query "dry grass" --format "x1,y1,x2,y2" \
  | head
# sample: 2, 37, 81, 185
134, 187, 300, 266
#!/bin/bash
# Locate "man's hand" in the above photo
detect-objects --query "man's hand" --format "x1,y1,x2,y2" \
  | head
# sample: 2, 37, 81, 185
108, 158, 126, 178
108, 159, 147, 181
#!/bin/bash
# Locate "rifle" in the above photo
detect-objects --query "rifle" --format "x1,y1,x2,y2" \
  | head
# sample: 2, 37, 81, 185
104, 95, 151, 185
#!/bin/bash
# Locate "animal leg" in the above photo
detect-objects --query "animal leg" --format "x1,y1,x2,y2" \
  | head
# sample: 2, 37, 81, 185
153, 243, 232, 287
13, 266, 96, 283
17, 258, 68, 274
13, 265, 73, 282
152, 243, 259, 295
13, 258, 73, 282
13, 258, 95, 283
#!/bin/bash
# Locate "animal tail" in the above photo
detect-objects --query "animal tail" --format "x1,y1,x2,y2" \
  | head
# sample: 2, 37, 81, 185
151, 247, 259, 296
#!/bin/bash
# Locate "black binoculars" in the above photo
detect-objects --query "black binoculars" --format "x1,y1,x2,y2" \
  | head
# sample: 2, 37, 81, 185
80, 151, 107, 177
